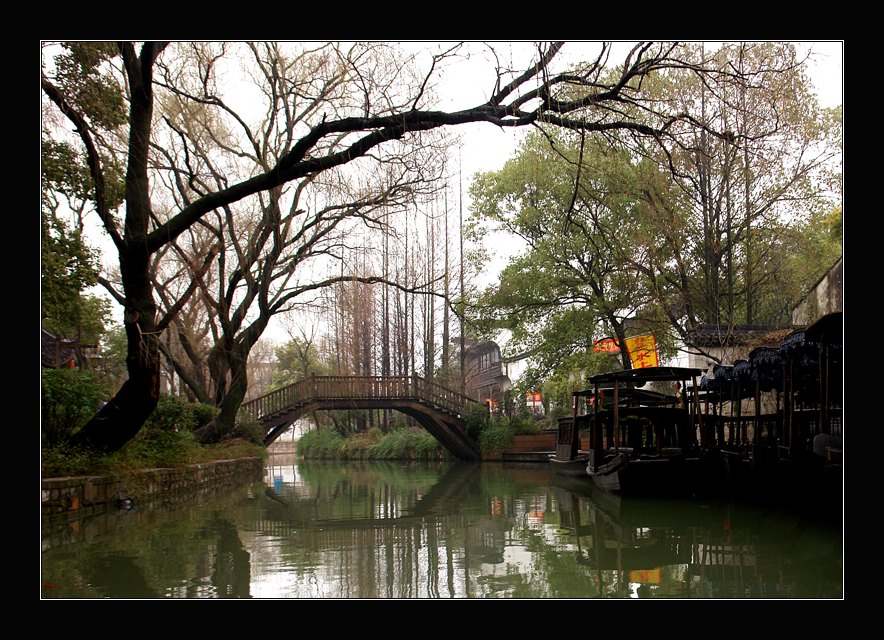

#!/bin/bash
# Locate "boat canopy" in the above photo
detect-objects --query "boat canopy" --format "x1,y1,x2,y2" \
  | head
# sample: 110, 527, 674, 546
587, 366, 704, 386
572, 386, 679, 406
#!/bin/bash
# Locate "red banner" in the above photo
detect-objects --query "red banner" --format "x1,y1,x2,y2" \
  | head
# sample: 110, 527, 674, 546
593, 337, 621, 353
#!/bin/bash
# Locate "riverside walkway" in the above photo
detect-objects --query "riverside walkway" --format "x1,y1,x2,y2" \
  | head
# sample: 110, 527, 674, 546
240, 375, 481, 460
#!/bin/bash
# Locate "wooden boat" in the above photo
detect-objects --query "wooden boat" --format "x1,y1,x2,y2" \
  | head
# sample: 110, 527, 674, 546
549, 452, 591, 476
581, 366, 721, 495
550, 387, 673, 478
548, 409, 589, 476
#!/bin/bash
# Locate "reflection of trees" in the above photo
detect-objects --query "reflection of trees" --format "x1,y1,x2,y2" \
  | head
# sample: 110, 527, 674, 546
41, 482, 264, 599
204, 514, 252, 598
43, 463, 841, 599
79, 555, 161, 598
549, 491, 842, 599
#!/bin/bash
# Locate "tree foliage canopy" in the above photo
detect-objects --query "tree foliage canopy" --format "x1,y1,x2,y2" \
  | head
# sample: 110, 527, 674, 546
468, 42, 842, 387
41, 40, 838, 452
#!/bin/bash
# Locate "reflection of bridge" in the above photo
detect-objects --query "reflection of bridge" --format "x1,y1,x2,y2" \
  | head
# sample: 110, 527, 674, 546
240, 375, 481, 460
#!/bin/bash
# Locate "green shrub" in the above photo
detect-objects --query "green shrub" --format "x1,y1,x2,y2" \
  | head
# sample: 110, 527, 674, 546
41, 441, 118, 477
462, 401, 491, 439
146, 395, 191, 431
115, 395, 219, 468
298, 425, 449, 461
478, 421, 515, 455
365, 427, 413, 459
410, 430, 447, 460
297, 427, 346, 459
191, 402, 220, 430
41, 368, 112, 447
506, 414, 542, 436
123, 422, 199, 468
232, 420, 265, 444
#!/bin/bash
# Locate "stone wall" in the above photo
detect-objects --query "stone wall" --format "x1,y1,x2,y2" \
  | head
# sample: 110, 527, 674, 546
792, 257, 843, 326
41, 457, 265, 520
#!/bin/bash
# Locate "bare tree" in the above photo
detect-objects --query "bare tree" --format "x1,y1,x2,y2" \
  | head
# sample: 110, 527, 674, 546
42, 40, 755, 453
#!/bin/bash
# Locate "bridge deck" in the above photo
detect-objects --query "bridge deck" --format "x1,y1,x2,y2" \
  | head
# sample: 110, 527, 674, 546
240, 375, 481, 460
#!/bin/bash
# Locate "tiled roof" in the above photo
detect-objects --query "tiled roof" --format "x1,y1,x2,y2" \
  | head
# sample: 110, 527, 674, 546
41, 329, 79, 368
687, 324, 794, 349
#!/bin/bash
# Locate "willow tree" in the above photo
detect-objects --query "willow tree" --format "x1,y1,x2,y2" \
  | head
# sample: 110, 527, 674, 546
42, 40, 754, 453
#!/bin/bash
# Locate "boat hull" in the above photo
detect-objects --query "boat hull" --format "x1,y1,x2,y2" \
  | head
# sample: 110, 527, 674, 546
587, 452, 720, 496
549, 455, 591, 477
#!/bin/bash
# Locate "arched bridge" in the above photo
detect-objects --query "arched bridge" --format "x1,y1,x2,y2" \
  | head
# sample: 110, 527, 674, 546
239, 375, 481, 460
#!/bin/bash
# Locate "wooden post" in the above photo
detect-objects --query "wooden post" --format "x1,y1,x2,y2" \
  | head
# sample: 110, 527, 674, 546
613, 382, 620, 453
591, 382, 602, 468
820, 341, 829, 435
785, 359, 793, 450
564, 392, 578, 461
692, 375, 703, 449
754, 379, 761, 447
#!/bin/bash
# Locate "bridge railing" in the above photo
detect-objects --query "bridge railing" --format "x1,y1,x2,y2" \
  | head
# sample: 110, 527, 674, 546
240, 374, 477, 423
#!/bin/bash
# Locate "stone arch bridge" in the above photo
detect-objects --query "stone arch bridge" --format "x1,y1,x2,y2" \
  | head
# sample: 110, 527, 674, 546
239, 375, 481, 460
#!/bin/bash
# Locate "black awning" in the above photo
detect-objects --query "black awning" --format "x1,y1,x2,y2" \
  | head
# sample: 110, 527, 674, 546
587, 366, 704, 386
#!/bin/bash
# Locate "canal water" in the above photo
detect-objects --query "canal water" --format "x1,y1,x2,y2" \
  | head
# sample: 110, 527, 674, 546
41, 454, 843, 599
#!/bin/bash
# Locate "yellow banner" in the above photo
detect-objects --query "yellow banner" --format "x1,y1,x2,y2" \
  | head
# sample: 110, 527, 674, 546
624, 334, 659, 369
628, 568, 663, 584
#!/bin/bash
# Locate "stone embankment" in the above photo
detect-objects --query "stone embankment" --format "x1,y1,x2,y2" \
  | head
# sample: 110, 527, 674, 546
41, 457, 265, 520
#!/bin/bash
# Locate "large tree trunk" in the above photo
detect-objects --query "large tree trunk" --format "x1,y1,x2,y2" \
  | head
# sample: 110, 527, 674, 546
194, 321, 267, 442
70, 43, 166, 453
72, 252, 163, 451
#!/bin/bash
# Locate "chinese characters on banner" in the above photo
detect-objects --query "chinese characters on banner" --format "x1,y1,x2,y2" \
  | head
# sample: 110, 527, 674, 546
593, 334, 659, 368
623, 334, 659, 368
592, 337, 621, 353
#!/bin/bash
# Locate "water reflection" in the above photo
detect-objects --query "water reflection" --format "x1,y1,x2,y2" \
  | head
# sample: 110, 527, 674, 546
41, 455, 843, 599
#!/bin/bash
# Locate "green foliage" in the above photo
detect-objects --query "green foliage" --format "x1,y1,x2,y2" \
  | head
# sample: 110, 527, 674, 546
461, 401, 491, 439
145, 395, 210, 432
41, 392, 266, 477
365, 427, 448, 461
113, 395, 218, 468
297, 425, 449, 461
53, 42, 128, 131
123, 422, 199, 468
41, 368, 112, 447
270, 337, 332, 391
231, 420, 266, 445
468, 130, 650, 383
503, 413, 542, 436
296, 427, 347, 459
478, 422, 515, 455
93, 325, 128, 388
192, 402, 220, 429
41, 442, 118, 478
41, 212, 110, 344
42, 140, 96, 203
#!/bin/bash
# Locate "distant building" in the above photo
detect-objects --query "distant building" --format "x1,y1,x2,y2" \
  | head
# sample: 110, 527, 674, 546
463, 338, 510, 409
41, 329, 100, 370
